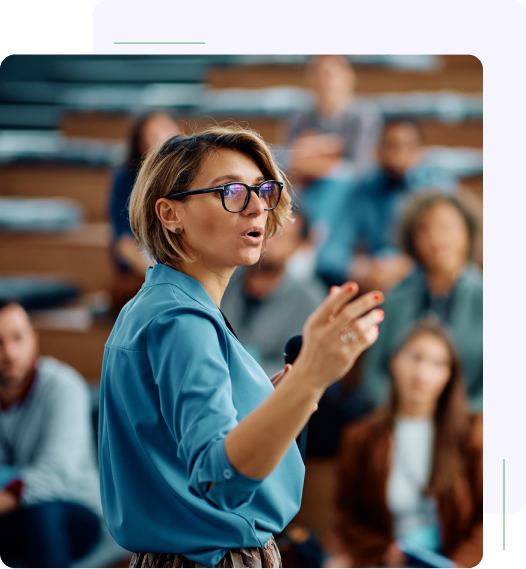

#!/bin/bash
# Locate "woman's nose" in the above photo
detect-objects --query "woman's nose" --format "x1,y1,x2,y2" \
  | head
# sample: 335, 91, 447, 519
244, 189, 265, 216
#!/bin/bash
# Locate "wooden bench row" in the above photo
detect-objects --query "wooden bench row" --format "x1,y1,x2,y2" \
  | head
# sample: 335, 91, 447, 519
205, 56, 482, 93
0, 164, 111, 221
0, 223, 113, 293
61, 112, 483, 148
37, 319, 113, 380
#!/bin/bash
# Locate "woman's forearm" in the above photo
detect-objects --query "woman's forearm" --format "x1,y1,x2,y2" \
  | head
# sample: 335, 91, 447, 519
224, 364, 323, 480
224, 285, 385, 481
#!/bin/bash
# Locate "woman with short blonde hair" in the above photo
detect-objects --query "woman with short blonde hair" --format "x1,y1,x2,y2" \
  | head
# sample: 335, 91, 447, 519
99, 124, 385, 568
129, 126, 292, 267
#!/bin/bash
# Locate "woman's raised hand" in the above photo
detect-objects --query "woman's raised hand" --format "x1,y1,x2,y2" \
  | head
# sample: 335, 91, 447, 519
295, 282, 384, 391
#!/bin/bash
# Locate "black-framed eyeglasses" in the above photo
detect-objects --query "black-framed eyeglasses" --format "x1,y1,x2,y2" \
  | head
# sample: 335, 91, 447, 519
167, 180, 283, 213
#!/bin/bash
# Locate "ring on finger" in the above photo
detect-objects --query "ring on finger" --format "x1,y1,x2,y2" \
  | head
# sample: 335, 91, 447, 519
340, 329, 360, 344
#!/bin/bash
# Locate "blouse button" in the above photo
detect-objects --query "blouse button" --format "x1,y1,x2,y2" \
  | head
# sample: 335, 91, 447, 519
223, 469, 233, 479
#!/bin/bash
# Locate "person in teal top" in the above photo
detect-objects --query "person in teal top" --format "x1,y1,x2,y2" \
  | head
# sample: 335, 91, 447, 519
363, 191, 482, 412
98, 125, 386, 568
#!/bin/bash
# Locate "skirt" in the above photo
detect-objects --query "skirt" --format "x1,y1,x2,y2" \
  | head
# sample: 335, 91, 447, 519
129, 535, 282, 568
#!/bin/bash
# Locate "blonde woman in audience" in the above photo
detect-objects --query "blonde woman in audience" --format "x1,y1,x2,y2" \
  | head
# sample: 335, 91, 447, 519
330, 319, 482, 568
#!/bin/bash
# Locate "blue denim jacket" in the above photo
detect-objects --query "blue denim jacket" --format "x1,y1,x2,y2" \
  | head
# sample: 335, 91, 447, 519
98, 264, 305, 566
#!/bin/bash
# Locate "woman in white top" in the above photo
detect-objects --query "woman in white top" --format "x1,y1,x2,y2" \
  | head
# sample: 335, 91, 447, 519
330, 319, 482, 568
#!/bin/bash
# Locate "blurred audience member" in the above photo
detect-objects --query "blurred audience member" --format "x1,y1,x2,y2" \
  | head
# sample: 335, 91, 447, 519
0, 301, 102, 568
108, 112, 180, 314
286, 56, 383, 241
221, 211, 326, 376
288, 55, 382, 179
363, 191, 482, 411
329, 320, 482, 568
317, 118, 458, 291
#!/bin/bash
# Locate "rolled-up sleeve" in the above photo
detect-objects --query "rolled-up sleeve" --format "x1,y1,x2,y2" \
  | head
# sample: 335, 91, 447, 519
147, 308, 265, 511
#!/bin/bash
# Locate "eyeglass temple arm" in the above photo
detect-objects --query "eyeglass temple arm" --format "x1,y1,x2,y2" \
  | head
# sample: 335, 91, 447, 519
167, 187, 221, 199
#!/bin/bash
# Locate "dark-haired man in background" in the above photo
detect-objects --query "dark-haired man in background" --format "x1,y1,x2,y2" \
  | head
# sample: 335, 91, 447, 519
316, 117, 458, 292
0, 301, 102, 568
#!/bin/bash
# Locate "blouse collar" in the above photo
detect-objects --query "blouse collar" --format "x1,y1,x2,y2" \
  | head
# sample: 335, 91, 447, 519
145, 264, 220, 313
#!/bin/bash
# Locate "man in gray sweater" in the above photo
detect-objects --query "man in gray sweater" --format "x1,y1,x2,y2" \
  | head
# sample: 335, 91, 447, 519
0, 300, 102, 568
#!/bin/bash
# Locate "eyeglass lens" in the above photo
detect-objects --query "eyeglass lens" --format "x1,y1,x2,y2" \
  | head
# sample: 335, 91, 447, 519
223, 182, 280, 212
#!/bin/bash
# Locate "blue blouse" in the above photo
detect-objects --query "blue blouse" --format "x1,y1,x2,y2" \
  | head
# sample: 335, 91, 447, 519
98, 264, 305, 566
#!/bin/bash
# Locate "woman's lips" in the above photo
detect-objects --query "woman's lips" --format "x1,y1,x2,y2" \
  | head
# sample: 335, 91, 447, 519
243, 233, 264, 246
242, 226, 264, 246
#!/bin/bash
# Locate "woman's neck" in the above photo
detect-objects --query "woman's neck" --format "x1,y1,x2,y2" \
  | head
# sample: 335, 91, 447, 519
425, 263, 466, 297
396, 399, 436, 420
175, 260, 235, 308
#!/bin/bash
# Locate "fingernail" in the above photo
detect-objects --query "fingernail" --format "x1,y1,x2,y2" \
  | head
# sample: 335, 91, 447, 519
372, 325, 379, 332
373, 293, 382, 301
376, 309, 384, 318
345, 282, 355, 292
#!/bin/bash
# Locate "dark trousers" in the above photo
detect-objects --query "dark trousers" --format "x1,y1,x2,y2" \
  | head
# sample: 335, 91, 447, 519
0, 501, 101, 568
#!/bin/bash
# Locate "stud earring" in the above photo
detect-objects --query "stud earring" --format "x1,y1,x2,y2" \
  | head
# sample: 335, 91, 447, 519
174, 227, 182, 234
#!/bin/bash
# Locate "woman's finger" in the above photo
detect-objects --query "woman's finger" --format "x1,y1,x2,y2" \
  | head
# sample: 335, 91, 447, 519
340, 309, 384, 344
310, 282, 359, 325
334, 290, 384, 329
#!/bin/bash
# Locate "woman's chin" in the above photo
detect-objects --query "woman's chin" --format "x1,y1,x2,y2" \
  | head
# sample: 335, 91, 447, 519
236, 249, 262, 266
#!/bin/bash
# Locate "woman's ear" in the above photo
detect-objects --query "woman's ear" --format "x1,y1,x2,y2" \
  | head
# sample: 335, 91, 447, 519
155, 198, 184, 234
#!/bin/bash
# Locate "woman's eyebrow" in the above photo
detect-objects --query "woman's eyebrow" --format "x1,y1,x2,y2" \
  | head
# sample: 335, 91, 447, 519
209, 174, 266, 186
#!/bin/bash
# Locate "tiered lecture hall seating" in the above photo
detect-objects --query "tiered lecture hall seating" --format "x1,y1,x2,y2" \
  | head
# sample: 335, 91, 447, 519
48, 55, 483, 201
0, 55, 482, 560
0, 140, 116, 382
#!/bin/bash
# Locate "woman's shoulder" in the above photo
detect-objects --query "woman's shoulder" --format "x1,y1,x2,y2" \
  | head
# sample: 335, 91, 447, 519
383, 270, 424, 308
108, 284, 226, 352
144, 288, 224, 334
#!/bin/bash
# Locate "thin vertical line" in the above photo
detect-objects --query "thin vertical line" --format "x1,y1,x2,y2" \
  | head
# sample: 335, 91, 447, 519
503, 458, 505, 550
